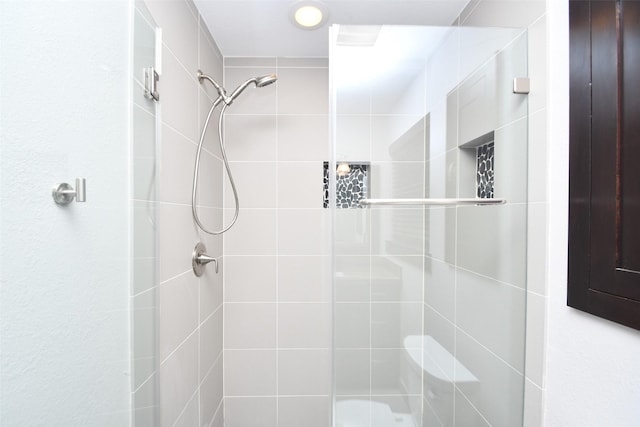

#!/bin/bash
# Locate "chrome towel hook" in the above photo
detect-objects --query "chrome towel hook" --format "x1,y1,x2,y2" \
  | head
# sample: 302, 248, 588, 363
52, 178, 86, 205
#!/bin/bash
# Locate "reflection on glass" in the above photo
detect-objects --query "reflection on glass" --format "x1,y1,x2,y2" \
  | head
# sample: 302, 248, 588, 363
332, 24, 527, 426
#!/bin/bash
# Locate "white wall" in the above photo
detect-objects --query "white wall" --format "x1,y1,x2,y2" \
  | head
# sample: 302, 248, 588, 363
0, 1, 131, 425
544, 0, 640, 425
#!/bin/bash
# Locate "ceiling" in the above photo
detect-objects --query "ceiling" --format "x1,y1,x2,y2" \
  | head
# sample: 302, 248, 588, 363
193, 0, 471, 57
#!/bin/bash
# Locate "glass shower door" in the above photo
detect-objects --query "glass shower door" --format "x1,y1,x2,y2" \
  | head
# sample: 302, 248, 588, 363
331, 24, 528, 427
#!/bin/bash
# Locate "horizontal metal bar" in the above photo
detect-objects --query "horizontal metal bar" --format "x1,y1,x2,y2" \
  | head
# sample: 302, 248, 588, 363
358, 198, 507, 206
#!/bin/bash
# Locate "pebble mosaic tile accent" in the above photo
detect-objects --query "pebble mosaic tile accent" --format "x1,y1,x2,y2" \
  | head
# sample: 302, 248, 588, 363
476, 141, 495, 198
323, 162, 369, 208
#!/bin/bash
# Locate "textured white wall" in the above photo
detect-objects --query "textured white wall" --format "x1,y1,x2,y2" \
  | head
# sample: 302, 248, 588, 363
0, 1, 132, 425
544, 0, 640, 425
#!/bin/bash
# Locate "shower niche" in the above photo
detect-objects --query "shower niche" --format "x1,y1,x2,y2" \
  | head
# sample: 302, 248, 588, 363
323, 162, 370, 208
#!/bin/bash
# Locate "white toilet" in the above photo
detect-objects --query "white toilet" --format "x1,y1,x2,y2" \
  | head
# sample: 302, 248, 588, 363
335, 399, 415, 427
403, 335, 480, 425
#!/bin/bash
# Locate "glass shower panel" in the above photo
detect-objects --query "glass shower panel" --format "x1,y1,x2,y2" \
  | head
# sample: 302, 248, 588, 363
132, 2, 160, 425
331, 25, 528, 427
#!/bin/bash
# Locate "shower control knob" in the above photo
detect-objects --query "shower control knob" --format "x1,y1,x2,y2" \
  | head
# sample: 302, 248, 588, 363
52, 178, 86, 205
192, 242, 219, 276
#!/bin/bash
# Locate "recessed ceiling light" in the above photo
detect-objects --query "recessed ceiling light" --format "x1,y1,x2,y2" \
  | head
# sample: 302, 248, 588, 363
290, 1, 328, 30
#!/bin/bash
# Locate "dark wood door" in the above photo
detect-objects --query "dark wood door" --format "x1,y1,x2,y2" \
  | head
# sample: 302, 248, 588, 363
569, 0, 640, 330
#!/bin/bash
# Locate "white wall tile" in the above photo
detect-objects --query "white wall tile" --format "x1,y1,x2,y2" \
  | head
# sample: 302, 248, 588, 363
160, 45, 198, 142
523, 379, 543, 427
224, 397, 277, 427
371, 208, 424, 256
455, 331, 524, 427
133, 289, 157, 389
335, 209, 371, 256
278, 209, 329, 255
224, 209, 277, 255
172, 393, 199, 427
528, 109, 548, 203
224, 350, 277, 396
225, 256, 277, 302
159, 272, 199, 360
159, 332, 199, 427
335, 303, 371, 349
277, 67, 328, 115
454, 389, 491, 427
199, 308, 223, 381
460, 0, 546, 28
528, 14, 547, 113
224, 115, 277, 161
424, 257, 456, 322
370, 162, 425, 199
334, 255, 371, 301
226, 57, 277, 67
278, 256, 329, 302
159, 202, 199, 281
371, 256, 423, 302
494, 118, 528, 204
224, 303, 277, 349
527, 202, 548, 296
224, 161, 276, 208
278, 162, 323, 208
278, 349, 331, 395
278, 303, 331, 348
198, 23, 223, 102
456, 268, 526, 372
278, 115, 329, 161
161, 124, 196, 205
334, 349, 371, 395
371, 303, 422, 349
278, 58, 328, 68
525, 292, 546, 387
456, 204, 527, 288
371, 115, 426, 162
336, 115, 371, 162
278, 396, 331, 427
200, 356, 223, 426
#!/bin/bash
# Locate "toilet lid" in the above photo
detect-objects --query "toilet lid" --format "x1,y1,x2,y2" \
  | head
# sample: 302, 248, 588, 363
335, 399, 395, 427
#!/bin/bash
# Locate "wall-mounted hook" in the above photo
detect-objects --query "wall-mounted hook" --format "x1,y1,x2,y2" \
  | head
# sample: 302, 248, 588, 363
52, 178, 86, 205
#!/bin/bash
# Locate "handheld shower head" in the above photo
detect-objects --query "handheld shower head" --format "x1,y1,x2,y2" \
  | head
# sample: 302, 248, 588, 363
227, 74, 278, 104
256, 74, 277, 88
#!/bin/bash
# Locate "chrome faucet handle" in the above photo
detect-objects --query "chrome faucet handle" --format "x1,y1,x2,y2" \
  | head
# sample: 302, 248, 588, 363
52, 178, 86, 205
192, 242, 219, 276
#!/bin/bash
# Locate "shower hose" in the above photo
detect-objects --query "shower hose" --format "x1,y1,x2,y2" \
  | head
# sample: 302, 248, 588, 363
191, 100, 239, 235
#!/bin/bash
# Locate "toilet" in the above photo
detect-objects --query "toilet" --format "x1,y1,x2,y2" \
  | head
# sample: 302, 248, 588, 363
403, 335, 480, 425
335, 399, 415, 427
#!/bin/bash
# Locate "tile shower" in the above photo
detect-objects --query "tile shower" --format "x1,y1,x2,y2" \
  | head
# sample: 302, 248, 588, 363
0, 0, 553, 426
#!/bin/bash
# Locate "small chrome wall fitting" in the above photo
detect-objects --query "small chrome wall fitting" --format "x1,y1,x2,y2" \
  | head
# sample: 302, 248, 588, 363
52, 178, 86, 205
192, 242, 219, 276
144, 67, 160, 102
513, 77, 530, 94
